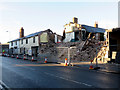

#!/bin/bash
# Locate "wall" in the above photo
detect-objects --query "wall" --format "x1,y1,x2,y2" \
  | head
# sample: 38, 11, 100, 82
63, 32, 75, 42
20, 36, 39, 55
9, 41, 20, 54
40, 33, 48, 43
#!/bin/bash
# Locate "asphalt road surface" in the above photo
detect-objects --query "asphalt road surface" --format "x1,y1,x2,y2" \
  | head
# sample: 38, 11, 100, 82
0, 56, 120, 89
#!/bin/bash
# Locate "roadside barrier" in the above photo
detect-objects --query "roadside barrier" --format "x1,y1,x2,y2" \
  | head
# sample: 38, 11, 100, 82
44, 57, 47, 63
89, 60, 94, 70
64, 58, 68, 66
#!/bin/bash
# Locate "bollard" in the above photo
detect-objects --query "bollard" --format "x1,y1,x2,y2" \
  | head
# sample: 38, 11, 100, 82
32, 56, 34, 61
16, 55, 19, 59
11, 55, 13, 58
23, 54, 26, 60
64, 58, 68, 66
44, 57, 47, 63
89, 60, 94, 70
7, 54, 10, 57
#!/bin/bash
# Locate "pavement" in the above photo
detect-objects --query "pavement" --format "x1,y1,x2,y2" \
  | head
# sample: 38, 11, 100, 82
59, 62, 120, 74
1, 56, 120, 88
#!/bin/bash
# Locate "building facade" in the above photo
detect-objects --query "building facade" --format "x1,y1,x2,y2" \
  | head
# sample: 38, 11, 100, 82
63, 17, 106, 42
9, 28, 62, 57
0, 44, 9, 55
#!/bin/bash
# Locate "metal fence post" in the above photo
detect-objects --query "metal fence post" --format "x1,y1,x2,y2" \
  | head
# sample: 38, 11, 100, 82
68, 47, 70, 65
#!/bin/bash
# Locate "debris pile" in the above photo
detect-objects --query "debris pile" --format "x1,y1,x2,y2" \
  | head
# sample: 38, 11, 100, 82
56, 35, 105, 62
73, 38, 104, 61
38, 34, 105, 62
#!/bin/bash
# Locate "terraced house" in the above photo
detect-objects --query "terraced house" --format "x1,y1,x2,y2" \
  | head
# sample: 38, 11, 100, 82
9, 27, 62, 58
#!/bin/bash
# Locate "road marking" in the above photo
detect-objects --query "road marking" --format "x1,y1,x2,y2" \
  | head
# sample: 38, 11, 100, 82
15, 64, 63, 67
0, 85, 3, 89
44, 72, 93, 87
0, 80, 9, 89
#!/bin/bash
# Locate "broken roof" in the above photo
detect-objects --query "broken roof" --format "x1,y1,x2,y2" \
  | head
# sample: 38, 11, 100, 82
81, 25, 106, 33
112, 28, 120, 32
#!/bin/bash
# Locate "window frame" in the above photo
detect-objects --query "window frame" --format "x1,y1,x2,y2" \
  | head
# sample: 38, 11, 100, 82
26, 38, 28, 44
21, 39, 23, 44
11, 42, 13, 46
15, 41, 17, 45
33, 37, 35, 43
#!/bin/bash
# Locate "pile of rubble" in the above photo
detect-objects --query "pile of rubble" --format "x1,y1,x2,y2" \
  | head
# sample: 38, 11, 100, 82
72, 38, 104, 61
38, 35, 105, 62
56, 36, 105, 62
39, 43, 57, 55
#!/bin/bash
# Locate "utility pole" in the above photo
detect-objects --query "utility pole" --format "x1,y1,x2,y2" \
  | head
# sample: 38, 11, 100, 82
68, 47, 76, 65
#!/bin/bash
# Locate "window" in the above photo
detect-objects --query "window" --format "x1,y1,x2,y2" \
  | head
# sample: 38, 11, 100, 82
21, 40, 23, 44
16, 41, 17, 45
26, 39, 28, 44
33, 37, 35, 43
100, 33, 104, 41
20, 48, 21, 53
11, 42, 13, 46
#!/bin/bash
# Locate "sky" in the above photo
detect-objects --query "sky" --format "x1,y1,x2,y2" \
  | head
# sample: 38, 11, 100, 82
0, 0, 118, 44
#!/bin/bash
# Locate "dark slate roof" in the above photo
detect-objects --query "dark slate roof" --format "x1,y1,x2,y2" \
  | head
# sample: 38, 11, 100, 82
22, 31, 42, 39
9, 38, 21, 42
9, 31, 42, 42
81, 25, 106, 33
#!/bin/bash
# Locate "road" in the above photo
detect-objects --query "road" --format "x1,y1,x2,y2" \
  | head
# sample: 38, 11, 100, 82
0, 56, 120, 88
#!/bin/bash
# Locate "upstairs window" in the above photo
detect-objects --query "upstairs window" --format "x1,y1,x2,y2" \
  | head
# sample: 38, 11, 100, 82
11, 42, 13, 46
21, 40, 23, 44
33, 37, 35, 43
26, 39, 28, 44
15, 41, 17, 45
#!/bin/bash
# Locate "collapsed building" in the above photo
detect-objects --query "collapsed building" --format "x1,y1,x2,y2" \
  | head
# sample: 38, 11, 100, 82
56, 17, 108, 63
8, 17, 120, 64
57, 17, 120, 64
63, 17, 105, 42
106, 28, 120, 63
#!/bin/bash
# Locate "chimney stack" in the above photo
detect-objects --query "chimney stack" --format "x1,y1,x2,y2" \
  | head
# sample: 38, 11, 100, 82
73, 17, 78, 24
19, 27, 24, 38
94, 22, 98, 28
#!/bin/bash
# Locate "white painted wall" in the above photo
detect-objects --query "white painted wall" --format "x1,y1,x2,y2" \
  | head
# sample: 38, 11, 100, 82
65, 24, 79, 33
63, 32, 75, 42
55, 34, 58, 43
9, 40, 20, 54
20, 36, 39, 55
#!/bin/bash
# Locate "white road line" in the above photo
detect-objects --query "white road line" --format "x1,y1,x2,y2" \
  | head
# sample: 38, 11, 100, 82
0, 80, 9, 89
0, 85, 3, 89
44, 72, 92, 87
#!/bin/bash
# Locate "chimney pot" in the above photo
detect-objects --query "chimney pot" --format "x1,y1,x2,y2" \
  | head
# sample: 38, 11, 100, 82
73, 17, 78, 24
19, 27, 24, 38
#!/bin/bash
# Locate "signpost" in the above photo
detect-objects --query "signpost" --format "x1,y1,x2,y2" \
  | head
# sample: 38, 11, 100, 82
57, 47, 76, 66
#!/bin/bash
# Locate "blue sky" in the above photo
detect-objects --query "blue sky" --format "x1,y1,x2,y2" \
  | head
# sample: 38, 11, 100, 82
0, 1, 118, 43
